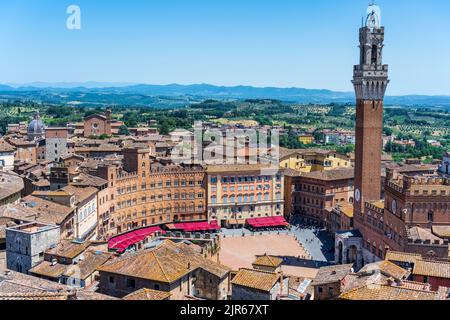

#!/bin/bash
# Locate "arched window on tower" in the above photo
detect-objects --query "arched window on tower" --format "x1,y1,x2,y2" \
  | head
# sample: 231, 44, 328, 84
371, 45, 378, 65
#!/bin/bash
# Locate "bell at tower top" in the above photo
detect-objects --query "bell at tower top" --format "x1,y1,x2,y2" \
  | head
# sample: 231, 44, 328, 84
353, 3, 389, 101
366, 4, 381, 29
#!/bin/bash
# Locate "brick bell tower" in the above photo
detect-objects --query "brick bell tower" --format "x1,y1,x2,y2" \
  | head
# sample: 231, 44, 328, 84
352, 3, 389, 220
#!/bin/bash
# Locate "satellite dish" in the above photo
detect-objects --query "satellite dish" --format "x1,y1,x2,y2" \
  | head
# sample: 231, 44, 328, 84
366, 4, 381, 29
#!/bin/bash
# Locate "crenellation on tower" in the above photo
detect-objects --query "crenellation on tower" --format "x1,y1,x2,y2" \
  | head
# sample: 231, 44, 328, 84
352, 3, 389, 218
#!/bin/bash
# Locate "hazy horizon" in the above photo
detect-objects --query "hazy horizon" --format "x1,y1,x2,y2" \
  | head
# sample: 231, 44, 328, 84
1, 0, 450, 96
3, 82, 450, 97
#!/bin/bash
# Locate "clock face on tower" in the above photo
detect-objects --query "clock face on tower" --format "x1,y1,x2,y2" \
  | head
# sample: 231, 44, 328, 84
355, 189, 361, 202
392, 199, 397, 214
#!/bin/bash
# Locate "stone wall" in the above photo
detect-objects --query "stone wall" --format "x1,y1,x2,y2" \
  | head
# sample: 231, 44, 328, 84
6, 224, 60, 274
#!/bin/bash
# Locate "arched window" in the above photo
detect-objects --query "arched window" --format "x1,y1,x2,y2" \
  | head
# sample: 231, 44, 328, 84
371, 45, 378, 65
428, 211, 434, 222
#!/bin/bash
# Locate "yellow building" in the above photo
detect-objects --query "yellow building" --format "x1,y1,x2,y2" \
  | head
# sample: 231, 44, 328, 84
298, 135, 314, 145
279, 148, 351, 173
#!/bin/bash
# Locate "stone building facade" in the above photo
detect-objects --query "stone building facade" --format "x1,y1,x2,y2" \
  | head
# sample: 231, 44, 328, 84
439, 152, 450, 176
0, 141, 15, 170
206, 165, 284, 228
90, 147, 207, 236
364, 171, 450, 262
337, 167, 450, 268
7, 139, 38, 165
231, 268, 288, 300
84, 113, 112, 138
6, 222, 60, 274
279, 148, 351, 173
45, 128, 69, 162
287, 169, 354, 228
97, 240, 230, 300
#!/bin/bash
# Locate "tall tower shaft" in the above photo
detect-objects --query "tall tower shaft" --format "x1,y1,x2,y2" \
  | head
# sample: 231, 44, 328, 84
352, 6, 389, 223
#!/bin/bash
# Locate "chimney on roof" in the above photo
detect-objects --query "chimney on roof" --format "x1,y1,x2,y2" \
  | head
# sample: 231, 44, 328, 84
387, 277, 395, 286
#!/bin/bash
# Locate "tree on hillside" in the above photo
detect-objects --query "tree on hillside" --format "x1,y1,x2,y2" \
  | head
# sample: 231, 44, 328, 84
118, 125, 129, 136
159, 121, 170, 135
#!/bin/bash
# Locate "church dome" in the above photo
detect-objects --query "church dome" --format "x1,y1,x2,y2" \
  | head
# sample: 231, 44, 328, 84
27, 111, 45, 139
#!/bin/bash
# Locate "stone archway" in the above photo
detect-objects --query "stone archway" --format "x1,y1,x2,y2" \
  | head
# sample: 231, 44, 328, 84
347, 245, 358, 264
338, 242, 344, 264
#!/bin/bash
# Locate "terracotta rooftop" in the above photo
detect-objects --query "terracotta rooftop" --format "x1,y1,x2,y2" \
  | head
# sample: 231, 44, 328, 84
300, 168, 354, 181
408, 226, 442, 242
341, 272, 389, 293
29, 261, 68, 279
75, 145, 121, 153
369, 200, 385, 210
413, 259, 450, 279
0, 196, 74, 225
383, 162, 437, 175
61, 185, 98, 204
0, 172, 24, 201
205, 164, 280, 173
0, 270, 71, 300
399, 280, 432, 291
72, 290, 119, 300
283, 168, 302, 177
359, 260, 410, 281
8, 138, 36, 147
432, 226, 450, 239
339, 205, 354, 218
32, 179, 50, 188
0, 140, 15, 152
32, 190, 72, 198
63, 251, 113, 280
84, 114, 107, 121
340, 284, 440, 300
30, 250, 112, 280
385, 251, 422, 264
46, 240, 92, 259
231, 268, 281, 292
313, 264, 353, 286
123, 288, 172, 301
279, 147, 342, 159
252, 254, 283, 268
98, 240, 230, 284
71, 173, 108, 188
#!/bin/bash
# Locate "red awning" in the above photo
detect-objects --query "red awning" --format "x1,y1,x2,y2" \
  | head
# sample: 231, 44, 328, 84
108, 226, 165, 252
246, 216, 288, 228
169, 220, 220, 232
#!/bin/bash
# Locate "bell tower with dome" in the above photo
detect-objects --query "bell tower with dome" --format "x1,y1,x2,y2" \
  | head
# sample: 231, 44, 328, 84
352, 3, 389, 218
27, 111, 45, 141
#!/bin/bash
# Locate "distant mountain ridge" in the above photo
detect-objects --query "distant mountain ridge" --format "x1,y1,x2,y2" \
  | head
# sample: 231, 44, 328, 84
1, 83, 450, 106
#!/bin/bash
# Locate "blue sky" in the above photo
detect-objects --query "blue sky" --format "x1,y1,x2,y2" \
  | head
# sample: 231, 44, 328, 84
0, 0, 449, 95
